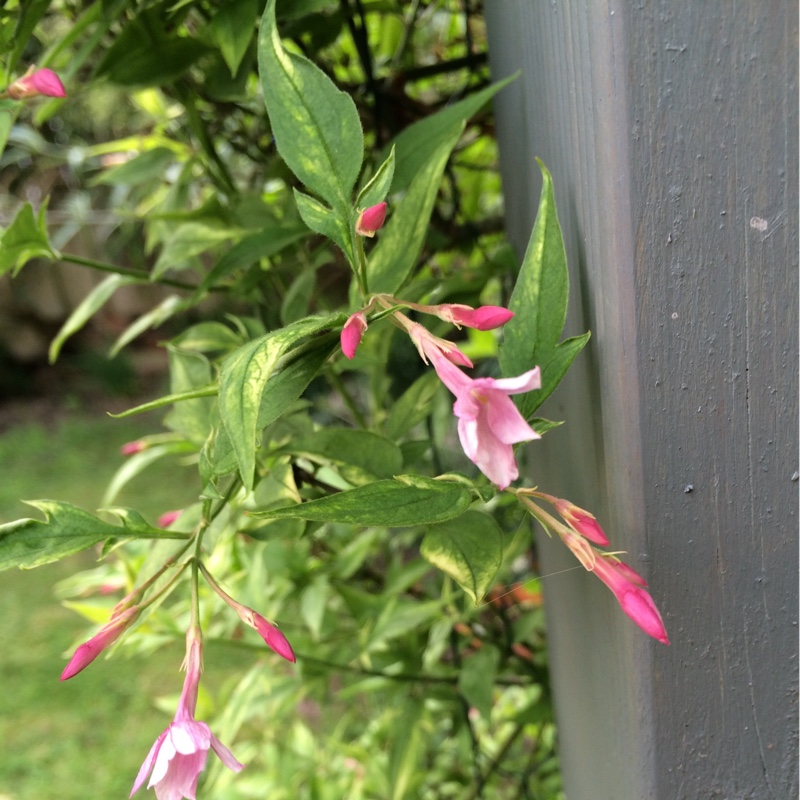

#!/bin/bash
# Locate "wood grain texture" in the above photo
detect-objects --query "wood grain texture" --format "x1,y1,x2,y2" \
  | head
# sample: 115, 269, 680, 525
485, 2, 798, 798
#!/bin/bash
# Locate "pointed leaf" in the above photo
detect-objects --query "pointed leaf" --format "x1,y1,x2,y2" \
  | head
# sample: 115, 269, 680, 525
0, 501, 188, 572
356, 146, 396, 210
110, 295, 186, 357
0, 201, 57, 277
152, 223, 237, 279
49, 274, 142, 363
421, 510, 504, 604
251, 477, 471, 527
499, 160, 589, 415
294, 189, 356, 269
258, 0, 363, 208
388, 75, 516, 192
209, 0, 258, 76
218, 314, 342, 489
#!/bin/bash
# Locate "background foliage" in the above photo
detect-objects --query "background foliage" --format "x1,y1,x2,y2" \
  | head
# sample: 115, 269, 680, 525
1, 2, 566, 798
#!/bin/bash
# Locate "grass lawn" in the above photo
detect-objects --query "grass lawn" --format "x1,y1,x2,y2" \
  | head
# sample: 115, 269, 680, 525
0, 410, 210, 800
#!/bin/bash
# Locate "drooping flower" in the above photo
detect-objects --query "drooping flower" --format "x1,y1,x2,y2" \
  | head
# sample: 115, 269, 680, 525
131, 636, 244, 800
430, 303, 515, 331
7, 67, 66, 99
406, 321, 473, 368
536, 492, 610, 546
355, 202, 387, 237
199, 563, 296, 663
559, 527, 669, 644
340, 312, 368, 359
61, 606, 139, 681
422, 343, 540, 489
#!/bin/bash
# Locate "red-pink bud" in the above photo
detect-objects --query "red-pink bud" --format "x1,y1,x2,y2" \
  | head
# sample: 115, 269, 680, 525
157, 509, 183, 528
437, 304, 515, 331
253, 614, 296, 663
8, 67, 66, 99
60, 606, 139, 681
340, 312, 368, 359
553, 499, 609, 546
355, 202, 387, 237
121, 440, 147, 456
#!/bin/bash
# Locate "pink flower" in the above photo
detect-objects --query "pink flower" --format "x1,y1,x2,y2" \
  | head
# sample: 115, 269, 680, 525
60, 606, 139, 681
558, 528, 668, 644
158, 510, 183, 528
252, 613, 296, 663
8, 67, 66, 99
433, 304, 515, 331
340, 312, 368, 359
199, 564, 296, 663
407, 322, 473, 368
131, 638, 244, 800
540, 493, 609, 546
424, 342, 540, 489
121, 440, 147, 455
355, 202, 387, 237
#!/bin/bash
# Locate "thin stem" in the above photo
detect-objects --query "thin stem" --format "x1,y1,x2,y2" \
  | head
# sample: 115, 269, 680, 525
59, 252, 225, 293
465, 722, 526, 800
326, 368, 368, 428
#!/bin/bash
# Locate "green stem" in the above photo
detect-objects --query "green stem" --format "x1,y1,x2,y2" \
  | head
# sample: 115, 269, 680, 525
59, 252, 224, 293
326, 367, 368, 428
356, 234, 369, 298
465, 722, 525, 800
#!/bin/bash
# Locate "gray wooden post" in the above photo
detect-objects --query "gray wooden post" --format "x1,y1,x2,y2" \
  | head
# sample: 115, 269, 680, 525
485, 3, 798, 798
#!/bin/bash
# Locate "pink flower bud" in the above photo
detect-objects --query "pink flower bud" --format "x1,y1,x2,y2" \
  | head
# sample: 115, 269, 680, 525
157, 509, 183, 528
60, 606, 139, 681
253, 614, 296, 663
8, 67, 66, 99
340, 312, 368, 359
355, 202, 387, 237
552, 498, 609, 546
436, 304, 515, 331
121, 440, 147, 455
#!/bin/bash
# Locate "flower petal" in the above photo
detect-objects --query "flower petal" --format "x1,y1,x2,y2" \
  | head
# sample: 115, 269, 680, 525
210, 734, 246, 773
130, 731, 168, 797
484, 392, 540, 445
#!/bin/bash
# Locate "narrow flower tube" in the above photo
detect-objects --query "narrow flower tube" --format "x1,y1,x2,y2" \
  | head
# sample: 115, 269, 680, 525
60, 606, 139, 681
7, 67, 66, 99
355, 202, 387, 237
199, 564, 296, 663
341, 312, 368, 359
131, 635, 244, 799
559, 528, 669, 644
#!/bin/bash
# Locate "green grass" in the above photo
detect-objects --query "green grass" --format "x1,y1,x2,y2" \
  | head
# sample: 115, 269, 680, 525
0, 413, 204, 800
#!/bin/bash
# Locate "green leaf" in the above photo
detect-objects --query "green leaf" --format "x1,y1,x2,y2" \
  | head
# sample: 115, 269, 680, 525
49, 274, 142, 363
163, 346, 215, 443
110, 295, 186, 357
420, 510, 504, 604
388, 698, 423, 798
195, 224, 307, 295
0, 201, 57, 278
108, 386, 218, 419
96, 8, 210, 87
388, 75, 516, 193
286, 428, 403, 480
0, 99, 19, 159
257, 336, 337, 431
367, 122, 463, 294
258, 0, 363, 209
251, 476, 471, 527
209, 0, 258, 76
499, 159, 590, 417
0, 501, 188, 572
170, 321, 245, 354
356, 146, 396, 210
218, 314, 342, 489
152, 223, 238, 279
384, 372, 440, 440
92, 147, 176, 186
458, 645, 500, 719
294, 189, 356, 270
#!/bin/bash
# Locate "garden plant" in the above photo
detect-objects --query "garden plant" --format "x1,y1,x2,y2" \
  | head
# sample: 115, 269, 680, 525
0, 1, 668, 798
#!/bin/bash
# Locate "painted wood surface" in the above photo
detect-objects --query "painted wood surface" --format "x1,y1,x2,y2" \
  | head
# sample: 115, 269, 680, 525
485, 3, 798, 798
